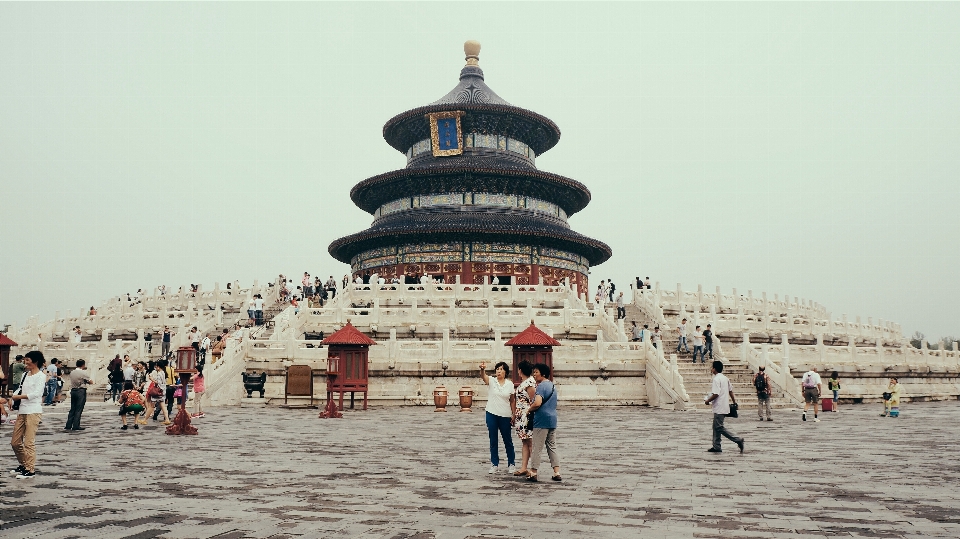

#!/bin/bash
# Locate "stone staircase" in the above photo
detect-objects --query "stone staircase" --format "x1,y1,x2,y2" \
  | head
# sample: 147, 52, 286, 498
89, 305, 285, 401
621, 302, 798, 410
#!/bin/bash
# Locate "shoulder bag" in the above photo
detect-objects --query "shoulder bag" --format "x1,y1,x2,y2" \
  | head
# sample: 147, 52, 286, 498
525, 385, 555, 431
725, 378, 738, 418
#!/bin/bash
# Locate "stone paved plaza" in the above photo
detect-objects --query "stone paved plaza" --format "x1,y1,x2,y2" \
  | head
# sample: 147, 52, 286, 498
2, 399, 959, 539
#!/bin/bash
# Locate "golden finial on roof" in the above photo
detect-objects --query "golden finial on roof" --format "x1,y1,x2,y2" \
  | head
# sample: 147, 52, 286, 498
464, 40, 481, 66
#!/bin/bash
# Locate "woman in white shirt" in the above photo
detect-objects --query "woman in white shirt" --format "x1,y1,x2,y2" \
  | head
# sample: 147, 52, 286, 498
479, 361, 516, 475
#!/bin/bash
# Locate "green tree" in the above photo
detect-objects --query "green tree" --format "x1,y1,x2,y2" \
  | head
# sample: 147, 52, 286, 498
909, 331, 925, 349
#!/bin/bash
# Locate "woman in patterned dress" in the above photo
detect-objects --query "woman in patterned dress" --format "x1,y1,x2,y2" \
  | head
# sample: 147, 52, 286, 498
513, 360, 537, 476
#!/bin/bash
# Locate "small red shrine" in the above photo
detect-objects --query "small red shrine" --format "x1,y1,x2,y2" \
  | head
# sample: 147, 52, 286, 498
504, 322, 559, 385
319, 322, 375, 418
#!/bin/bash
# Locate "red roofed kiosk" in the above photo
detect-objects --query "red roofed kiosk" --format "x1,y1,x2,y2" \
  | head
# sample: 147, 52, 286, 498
319, 322, 376, 418
505, 322, 559, 385
1, 334, 18, 397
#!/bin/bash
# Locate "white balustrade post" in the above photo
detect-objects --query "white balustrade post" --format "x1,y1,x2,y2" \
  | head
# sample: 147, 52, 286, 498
856, 316, 863, 337
781, 334, 790, 372
741, 332, 749, 363
782, 340, 791, 388
733, 288, 739, 310
697, 284, 703, 306
709, 304, 717, 329
676, 283, 682, 306
669, 353, 679, 390
715, 286, 723, 309
137, 328, 144, 358
737, 307, 745, 330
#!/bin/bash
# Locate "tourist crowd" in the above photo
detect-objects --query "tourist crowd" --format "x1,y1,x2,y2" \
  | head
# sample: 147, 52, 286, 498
478, 360, 561, 482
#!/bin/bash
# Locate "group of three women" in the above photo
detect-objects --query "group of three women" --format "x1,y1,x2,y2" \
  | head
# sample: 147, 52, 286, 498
480, 360, 561, 482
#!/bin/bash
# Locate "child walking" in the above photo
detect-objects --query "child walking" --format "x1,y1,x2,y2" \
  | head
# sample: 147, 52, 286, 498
828, 371, 841, 412
191, 367, 205, 418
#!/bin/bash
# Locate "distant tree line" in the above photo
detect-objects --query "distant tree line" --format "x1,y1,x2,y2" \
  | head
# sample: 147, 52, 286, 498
909, 331, 958, 350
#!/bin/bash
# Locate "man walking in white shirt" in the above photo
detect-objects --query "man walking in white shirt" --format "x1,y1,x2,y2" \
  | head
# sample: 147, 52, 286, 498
692, 325, 705, 363
676, 318, 690, 354
704, 360, 744, 453
801, 367, 822, 422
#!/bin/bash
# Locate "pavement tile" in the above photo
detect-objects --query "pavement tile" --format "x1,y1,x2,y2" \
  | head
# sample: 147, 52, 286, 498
1, 400, 958, 538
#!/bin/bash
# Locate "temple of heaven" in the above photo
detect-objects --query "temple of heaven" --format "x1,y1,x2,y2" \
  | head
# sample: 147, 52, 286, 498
328, 41, 612, 289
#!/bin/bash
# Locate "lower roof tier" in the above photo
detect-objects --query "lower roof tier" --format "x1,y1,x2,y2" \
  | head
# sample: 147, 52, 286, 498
349, 164, 592, 217
328, 207, 612, 267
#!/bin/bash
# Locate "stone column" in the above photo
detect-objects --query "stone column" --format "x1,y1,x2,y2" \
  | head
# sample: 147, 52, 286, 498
441, 328, 450, 360
389, 328, 397, 364
741, 332, 749, 363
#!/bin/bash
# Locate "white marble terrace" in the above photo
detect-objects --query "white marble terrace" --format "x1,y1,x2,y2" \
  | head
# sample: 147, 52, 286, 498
5, 278, 958, 408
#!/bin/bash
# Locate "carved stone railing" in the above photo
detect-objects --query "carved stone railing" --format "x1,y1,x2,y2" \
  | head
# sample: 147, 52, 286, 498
633, 282, 904, 344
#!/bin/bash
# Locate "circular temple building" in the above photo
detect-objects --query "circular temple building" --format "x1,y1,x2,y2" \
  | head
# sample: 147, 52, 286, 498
329, 41, 612, 289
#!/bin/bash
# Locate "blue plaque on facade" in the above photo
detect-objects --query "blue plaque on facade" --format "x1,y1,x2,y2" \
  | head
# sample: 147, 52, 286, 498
437, 119, 459, 150
428, 111, 464, 156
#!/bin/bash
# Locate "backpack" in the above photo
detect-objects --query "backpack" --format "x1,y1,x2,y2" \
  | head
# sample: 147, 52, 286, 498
802, 372, 817, 388
754, 373, 768, 396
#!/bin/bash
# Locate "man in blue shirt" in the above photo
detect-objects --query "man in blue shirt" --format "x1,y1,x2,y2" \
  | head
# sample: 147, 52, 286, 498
525, 363, 561, 482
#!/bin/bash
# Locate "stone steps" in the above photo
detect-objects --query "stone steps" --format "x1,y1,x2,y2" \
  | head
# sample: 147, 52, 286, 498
622, 302, 798, 409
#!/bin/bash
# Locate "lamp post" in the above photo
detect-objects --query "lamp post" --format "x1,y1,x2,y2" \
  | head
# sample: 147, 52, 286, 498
166, 346, 198, 435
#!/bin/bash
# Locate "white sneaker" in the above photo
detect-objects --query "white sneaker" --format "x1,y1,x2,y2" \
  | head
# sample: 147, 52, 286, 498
507, 465, 516, 475
487, 466, 498, 474
814, 417, 821, 422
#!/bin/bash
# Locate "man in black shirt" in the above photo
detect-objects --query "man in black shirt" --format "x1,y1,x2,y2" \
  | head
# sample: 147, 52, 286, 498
703, 324, 714, 359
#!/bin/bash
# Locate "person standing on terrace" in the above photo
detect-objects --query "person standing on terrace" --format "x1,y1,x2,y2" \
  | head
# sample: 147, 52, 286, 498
479, 361, 516, 475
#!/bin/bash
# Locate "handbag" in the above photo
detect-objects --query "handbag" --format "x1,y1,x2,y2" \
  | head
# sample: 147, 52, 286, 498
147, 382, 163, 399
11, 383, 21, 411
882, 392, 892, 400
726, 402, 739, 418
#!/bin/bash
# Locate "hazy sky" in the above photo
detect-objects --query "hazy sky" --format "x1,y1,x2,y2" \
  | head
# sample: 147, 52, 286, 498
1, 2, 958, 341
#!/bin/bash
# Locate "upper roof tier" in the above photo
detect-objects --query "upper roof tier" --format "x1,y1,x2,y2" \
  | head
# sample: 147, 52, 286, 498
382, 42, 562, 156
